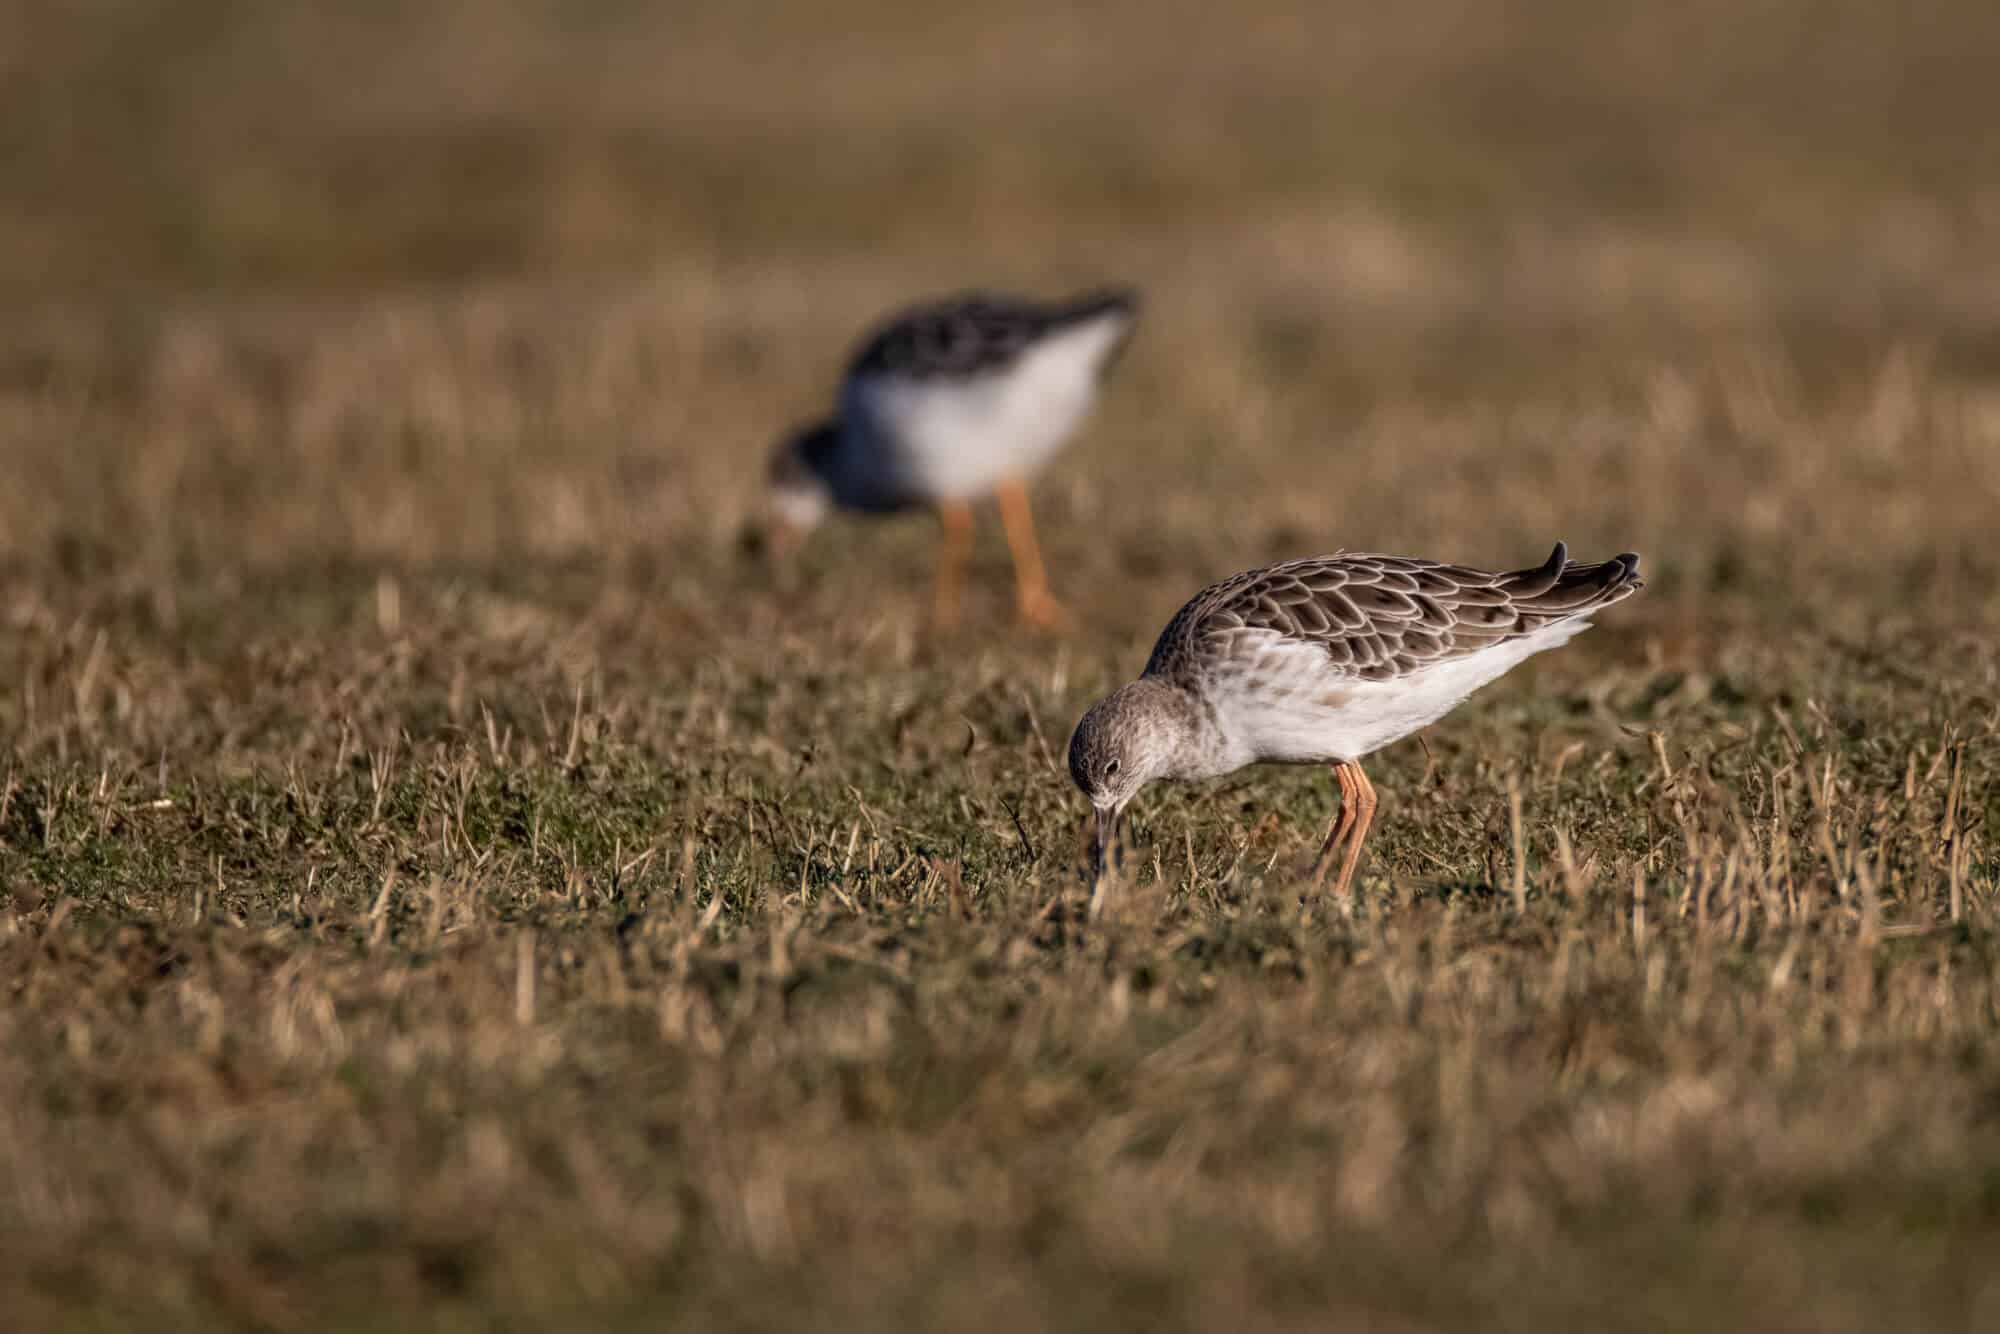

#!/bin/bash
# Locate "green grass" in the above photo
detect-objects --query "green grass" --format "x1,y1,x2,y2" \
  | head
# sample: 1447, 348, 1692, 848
4, 1, 2000, 1330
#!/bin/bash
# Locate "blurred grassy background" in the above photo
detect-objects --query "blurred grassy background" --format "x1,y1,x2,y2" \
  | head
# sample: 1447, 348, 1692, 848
7, 0, 2000, 296
6, 0, 2000, 590
4, 3, 2000, 1331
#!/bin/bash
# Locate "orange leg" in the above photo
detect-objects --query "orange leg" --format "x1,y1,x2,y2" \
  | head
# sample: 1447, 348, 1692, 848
1309, 763, 1360, 891
1309, 761, 1378, 899
1333, 763, 1379, 898
933, 499, 975, 629
994, 480, 1072, 631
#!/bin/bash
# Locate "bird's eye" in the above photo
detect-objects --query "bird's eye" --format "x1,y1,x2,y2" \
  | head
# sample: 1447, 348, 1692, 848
1104, 760, 1121, 777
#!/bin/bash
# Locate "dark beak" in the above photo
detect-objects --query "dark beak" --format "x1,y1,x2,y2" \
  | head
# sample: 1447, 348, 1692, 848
1089, 803, 1124, 916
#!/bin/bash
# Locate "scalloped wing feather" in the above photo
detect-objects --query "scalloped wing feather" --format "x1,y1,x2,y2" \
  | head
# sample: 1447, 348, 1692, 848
1145, 545, 1643, 685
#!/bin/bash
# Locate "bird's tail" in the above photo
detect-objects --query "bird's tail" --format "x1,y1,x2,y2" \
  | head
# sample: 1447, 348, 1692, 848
1050, 286, 1141, 330
1046, 287, 1140, 378
1501, 542, 1645, 617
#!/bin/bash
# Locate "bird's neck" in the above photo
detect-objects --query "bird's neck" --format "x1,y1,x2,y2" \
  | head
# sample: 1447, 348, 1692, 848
1126, 677, 1226, 782
811, 417, 911, 512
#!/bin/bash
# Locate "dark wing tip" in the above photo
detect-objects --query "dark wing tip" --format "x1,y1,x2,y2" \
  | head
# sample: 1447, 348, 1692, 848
1594, 551, 1643, 586
1561, 549, 1647, 609
1615, 551, 1646, 592
1501, 542, 1569, 597
1505, 541, 1648, 610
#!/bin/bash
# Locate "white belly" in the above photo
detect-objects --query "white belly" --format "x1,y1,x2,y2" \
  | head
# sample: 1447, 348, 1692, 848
1195, 621, 1594, 772
838, 317, 1123, 503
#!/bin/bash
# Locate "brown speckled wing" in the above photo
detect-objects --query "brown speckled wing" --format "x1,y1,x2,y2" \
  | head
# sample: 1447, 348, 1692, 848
1143, 544, 1643, 685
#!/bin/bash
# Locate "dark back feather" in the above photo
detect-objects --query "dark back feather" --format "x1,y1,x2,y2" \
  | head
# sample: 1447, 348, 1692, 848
847, 289, 1139, 381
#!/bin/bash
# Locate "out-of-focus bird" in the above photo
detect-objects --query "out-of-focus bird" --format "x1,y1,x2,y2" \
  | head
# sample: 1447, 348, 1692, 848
762, 288, 1139, 629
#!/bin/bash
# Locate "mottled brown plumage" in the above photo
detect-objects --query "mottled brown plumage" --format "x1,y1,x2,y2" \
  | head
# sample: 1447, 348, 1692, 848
1070, 543, 1645, 909
1144, 544, 1643, 685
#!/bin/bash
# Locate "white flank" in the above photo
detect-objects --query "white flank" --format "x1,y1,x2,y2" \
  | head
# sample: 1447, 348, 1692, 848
1197, 619, 1594, 774
835, 308, 1132, 504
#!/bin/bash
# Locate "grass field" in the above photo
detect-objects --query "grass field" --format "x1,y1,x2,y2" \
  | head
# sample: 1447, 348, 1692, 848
5, 2, 2000, 1329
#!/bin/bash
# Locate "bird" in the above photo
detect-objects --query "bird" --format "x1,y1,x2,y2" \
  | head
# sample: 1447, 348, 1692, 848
762, 288, 1140, 630
1066, 542, 1644, 905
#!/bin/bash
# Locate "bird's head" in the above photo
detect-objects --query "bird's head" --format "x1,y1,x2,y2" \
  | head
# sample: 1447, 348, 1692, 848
1067, 680, 1192, 892
750, 421, 838, 562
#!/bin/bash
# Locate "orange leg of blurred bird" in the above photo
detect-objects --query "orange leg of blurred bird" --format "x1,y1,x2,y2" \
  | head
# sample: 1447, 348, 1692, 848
933, 499, 975, 629
1309, 761, 1377, 898
995, 479, 1072, 630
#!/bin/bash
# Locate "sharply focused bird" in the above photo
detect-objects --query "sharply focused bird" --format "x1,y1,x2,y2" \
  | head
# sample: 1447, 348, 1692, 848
762, 288, 1140, 629
1068, 543, 1644, 905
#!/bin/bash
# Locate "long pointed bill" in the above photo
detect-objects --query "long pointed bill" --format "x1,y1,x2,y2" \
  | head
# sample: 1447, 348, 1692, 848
1089, 803, 1124, 918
